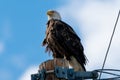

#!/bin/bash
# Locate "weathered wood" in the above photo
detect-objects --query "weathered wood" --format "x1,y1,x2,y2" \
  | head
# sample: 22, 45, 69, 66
39, 58, 69, 80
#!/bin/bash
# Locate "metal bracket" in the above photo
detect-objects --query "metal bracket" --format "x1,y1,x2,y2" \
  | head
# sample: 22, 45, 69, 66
31, 69, 46, 80
31, 73, 39, 80
31, 66, 98, 80
55, 66, 98, 80
54, 67, 68, 79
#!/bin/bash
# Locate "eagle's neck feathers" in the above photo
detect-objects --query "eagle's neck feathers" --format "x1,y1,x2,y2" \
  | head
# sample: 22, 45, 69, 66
48, 16, 61, 21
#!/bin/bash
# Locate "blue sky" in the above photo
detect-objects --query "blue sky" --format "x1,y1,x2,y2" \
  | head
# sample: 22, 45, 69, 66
1, 0, 120, 80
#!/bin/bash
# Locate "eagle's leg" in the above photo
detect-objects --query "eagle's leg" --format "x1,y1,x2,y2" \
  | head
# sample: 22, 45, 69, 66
69, 56, 85, 71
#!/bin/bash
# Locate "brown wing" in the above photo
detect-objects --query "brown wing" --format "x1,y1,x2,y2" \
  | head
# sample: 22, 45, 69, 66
53, 20, 87, 68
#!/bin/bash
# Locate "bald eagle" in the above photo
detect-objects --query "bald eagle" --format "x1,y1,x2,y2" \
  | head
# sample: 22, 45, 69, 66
42, 10, 87, 71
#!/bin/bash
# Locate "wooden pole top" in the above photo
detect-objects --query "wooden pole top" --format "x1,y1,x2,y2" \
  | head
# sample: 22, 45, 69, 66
39, 58, 69, 71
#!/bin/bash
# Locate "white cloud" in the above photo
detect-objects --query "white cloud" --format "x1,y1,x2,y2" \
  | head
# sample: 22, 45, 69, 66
0, 41, 5, 54
58, 0, 120, 71
19, 66, 38, 80
0, 18, 12, 54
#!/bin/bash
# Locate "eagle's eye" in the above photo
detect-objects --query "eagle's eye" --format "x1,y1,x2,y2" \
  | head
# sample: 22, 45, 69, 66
50, 11, 55, 13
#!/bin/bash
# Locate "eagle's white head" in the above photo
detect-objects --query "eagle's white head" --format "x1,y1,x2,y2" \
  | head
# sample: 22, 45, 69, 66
47, 10, 61, 20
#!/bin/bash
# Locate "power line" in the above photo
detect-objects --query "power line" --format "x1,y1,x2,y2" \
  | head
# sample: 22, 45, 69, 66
96, 69, 120, 77
98, 9, 120, 79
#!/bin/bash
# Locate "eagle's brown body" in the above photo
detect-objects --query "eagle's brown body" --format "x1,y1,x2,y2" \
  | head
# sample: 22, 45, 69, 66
43, 19, 87, 71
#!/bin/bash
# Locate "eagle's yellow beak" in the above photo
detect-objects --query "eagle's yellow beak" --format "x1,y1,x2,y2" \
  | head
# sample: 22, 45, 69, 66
47, 10, 54, 16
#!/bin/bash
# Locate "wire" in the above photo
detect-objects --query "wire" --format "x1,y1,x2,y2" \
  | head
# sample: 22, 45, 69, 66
98, 77, 120, 80
96, 70, 120, 77
101, 71, 120, 77
98, 10, 120, 79
95, 69, 120, 79
95, 69, 120, 76
96, 69, 120, 72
